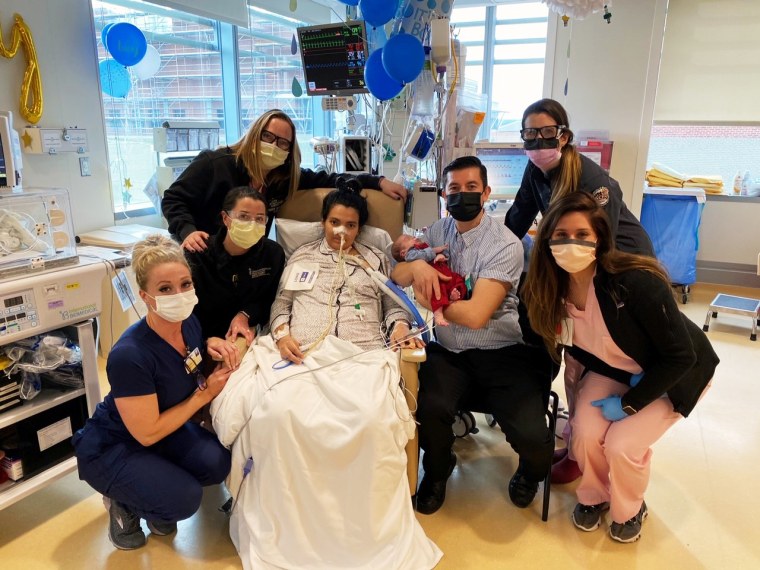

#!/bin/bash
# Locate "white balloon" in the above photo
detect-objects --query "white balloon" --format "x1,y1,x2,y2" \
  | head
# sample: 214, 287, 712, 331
542, 0, 608, 20
131, 45, 161, 80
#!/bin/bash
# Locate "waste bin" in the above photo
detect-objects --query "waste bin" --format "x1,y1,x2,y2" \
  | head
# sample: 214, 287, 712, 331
640, 187, 706, 304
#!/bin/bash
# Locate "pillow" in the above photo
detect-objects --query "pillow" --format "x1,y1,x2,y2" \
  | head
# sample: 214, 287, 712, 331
275, 218, 392, 260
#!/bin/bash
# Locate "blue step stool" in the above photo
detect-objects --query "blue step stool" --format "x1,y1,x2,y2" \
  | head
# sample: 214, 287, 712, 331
703, 294, 760, 341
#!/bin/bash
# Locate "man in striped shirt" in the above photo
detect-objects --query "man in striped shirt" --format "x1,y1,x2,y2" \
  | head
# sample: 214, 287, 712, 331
392, 156, 554, 515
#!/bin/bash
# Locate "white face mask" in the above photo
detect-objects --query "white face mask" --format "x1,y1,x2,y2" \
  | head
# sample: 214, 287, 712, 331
228, 219, 266, 249
146, 290, 198, 323
259, 141, 289, 170
549, 239, 597, 273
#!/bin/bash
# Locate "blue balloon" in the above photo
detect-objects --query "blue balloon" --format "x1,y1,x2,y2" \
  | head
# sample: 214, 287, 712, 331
360, 0, 399, 28
364, 49, 404, 101
99, 60, 132, 98
382, 32, 424, 83
105, 23, 147, 67
101, 23, 115, 47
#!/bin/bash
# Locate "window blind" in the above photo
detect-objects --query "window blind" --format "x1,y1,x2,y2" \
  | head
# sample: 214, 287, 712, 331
654, 0, 760, 122
143, 0, 249, 26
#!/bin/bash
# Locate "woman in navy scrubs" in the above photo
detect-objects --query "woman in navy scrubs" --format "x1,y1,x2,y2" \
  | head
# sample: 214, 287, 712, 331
73, 235, 235, 550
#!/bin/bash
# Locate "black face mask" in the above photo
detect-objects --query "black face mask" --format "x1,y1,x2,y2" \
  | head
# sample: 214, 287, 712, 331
446, 191, 483, 222
523, 137, 560, 151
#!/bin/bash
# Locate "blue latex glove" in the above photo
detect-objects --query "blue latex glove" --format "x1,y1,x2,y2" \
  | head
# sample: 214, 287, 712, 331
591, 395, 627, 421
630, 372, 644, 387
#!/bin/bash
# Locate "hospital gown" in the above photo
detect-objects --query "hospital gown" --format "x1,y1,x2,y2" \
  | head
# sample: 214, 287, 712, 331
270, 238, 409, 350
212, 238, 442, 570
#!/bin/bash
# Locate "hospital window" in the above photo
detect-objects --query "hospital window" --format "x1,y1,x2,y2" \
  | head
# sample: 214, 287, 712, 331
91, 0, 323, 218
647, 124, 760, 189
451, 1, 548, 141
237, 6, 317, 169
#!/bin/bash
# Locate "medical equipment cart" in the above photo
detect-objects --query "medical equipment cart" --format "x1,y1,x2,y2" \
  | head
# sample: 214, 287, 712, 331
0, 254, 105, 508
0, 187, 107, 507
640, 187, 706, 304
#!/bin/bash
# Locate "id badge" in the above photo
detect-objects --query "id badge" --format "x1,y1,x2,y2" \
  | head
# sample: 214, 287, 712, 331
184, 347, 202, 374
284, 262, 319, 291
556, 317, 574, 347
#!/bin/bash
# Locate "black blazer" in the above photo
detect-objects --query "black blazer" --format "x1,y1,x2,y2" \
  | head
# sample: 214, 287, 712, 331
588, 268, 718, 417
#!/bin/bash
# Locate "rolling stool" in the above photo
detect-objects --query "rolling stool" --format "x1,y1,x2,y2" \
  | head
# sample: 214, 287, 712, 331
452, 390, 560, 521
703, 293, 760, 341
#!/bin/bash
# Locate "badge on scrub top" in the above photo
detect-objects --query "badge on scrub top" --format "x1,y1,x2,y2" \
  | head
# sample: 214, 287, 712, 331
284, 262, 319, 291
184, 347, 202, 374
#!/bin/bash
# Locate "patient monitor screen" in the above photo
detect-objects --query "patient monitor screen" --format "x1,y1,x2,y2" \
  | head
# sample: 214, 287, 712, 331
475, 146, 529, 197
297, 20, 369, 96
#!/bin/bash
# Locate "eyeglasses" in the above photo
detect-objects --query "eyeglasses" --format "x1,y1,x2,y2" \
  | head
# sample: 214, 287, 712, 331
519, 125, 566, 142
261, 130, 292, 152
227, 211, 268, 225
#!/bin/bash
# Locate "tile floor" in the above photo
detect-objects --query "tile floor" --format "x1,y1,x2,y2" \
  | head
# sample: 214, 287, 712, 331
1, 282, 759, 569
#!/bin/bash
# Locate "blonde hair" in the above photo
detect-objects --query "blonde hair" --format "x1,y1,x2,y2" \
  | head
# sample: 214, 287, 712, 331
131, 234, 188, 290
229, 109, 302, 200
552, 144, 582, 203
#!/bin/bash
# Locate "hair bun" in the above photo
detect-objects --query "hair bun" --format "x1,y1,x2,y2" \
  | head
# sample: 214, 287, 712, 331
335, 176, 362, 194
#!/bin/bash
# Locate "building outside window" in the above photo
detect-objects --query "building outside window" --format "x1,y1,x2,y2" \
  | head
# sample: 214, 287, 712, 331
91, 0, 318, 218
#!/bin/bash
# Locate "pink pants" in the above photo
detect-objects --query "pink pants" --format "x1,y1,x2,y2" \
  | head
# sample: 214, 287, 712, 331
559, 353, 585, 460
570, 373, 683, 523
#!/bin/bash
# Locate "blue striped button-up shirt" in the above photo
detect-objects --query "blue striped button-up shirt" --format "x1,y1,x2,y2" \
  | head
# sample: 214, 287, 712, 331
425, 214, 523, 352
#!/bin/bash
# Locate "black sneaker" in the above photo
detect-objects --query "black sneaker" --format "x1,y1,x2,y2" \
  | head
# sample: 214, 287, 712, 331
104, 497, 146, 550
416, 452, 457, 515
147, 520, 177, 536
572, 502, 610, 531
508, 469, 539, 508
609, 502, 648, 543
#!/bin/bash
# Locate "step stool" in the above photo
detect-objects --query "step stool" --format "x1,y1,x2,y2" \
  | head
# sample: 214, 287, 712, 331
703, 294, 760, 341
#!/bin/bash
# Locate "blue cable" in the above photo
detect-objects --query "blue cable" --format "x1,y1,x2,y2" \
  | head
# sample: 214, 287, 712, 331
373, 275, 430, 344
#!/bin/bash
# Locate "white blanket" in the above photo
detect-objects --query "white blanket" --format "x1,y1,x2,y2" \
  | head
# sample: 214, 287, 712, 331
211, 335, 442, 570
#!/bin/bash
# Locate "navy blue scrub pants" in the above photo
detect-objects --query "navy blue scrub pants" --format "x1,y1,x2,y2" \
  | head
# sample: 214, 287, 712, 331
418, 342, 554, 483
75, 422, 230, 524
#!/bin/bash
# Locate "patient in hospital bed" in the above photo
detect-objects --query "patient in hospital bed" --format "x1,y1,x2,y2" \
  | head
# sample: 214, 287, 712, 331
211, 182, 442, 570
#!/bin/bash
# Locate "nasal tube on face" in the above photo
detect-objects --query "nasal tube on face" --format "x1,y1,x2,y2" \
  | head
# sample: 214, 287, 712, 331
333, 225, 347, 236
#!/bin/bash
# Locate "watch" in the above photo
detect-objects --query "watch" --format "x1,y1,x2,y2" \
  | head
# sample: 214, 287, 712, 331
622, 404, 638, 416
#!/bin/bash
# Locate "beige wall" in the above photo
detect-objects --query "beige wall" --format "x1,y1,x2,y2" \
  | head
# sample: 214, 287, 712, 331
0, 0, 113, 234
544, 0, 668, 217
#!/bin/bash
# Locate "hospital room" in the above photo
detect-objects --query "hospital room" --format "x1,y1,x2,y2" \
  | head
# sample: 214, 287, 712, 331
1, 0, 759, 568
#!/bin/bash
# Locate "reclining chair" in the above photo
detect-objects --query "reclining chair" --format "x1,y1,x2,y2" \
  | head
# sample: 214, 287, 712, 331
277, 188, 425, 496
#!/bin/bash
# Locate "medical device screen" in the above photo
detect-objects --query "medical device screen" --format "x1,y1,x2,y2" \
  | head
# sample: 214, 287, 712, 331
297, 20, 369, 97
475, 145, 529, 198
0, 136, 6, 187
